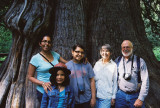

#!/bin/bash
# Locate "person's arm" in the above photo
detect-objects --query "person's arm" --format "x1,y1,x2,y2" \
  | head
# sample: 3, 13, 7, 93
41, 91, 49, 108
93, 62, 98, 81
90, 77, 96, 108
27, 64, 52, 93
59, 56, 68, 63
111, 65, 118, 106
134, 59, 149, 107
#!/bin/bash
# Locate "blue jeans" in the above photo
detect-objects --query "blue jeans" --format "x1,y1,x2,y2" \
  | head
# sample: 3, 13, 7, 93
115, 90, 145, 108
96, 97, 111, 108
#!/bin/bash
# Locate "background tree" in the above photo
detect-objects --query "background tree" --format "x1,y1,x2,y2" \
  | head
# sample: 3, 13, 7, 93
140, 0, 160, 61
0, 0, 12, 54
0, 0, 12, 27
0, 0, 160, 108
141, 0, 160, 40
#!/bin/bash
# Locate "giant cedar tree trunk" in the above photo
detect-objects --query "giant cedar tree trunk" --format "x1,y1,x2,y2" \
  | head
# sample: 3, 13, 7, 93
0, 0, 159, 108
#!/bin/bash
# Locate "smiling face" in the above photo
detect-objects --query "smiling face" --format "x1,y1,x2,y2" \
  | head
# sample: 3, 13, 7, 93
39, 36, 52, 52
100, 48, 111, 60
121, 40, 133, 58
56, 70, 65, 85
72, 47, 85, 63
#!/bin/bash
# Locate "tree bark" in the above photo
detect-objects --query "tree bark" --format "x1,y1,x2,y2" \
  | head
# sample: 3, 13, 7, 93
0, 0, 159, 108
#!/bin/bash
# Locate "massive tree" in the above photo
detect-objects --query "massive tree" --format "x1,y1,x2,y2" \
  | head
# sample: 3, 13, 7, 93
0, 0, 159, 108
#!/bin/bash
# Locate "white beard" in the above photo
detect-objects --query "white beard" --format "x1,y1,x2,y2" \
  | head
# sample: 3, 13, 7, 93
122, 49, 133, 57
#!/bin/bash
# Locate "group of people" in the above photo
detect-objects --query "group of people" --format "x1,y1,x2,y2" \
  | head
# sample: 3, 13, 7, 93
27, 35, 149, 108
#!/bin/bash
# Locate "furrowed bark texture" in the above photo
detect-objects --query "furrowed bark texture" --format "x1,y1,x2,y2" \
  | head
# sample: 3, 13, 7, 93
0, 0, 159, 107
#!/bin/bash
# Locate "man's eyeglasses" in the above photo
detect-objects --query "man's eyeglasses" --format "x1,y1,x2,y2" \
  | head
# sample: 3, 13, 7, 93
122, 46, 131, 49
41, 40, 52, 44
74, 51, 84, 54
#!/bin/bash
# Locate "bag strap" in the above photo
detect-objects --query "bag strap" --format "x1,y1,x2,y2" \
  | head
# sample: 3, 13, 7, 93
39, 53, 54, 67
117, 56, 122, 68
116, 56, 122, 81
137, 56, 141, 83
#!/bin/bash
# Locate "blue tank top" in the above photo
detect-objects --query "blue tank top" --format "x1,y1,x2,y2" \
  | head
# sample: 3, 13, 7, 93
58, 89, 65, 108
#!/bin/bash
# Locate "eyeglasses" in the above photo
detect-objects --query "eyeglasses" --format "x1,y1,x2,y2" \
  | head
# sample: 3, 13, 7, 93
41, 40, 52, 44
122, 46, 131, 49
74, 51, 84, 54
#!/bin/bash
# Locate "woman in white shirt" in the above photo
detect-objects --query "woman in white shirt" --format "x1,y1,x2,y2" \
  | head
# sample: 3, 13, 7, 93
93, 44, 117, 108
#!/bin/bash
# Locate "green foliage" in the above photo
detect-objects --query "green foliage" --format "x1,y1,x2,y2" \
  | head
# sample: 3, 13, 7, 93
0, 56, 6, 61
0, 56, 7, 66
0, 0, 13, 53
153, 47, 160, 61
140, 0, 160, 61
0, 26, 11, 65
140, 0, 160, 41
0, 26, 12, 53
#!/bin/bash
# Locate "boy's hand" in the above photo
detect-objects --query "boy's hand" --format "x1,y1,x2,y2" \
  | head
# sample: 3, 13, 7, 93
83, 57, 89, 64
111, 99, 115, 106
90, 97, 96, 108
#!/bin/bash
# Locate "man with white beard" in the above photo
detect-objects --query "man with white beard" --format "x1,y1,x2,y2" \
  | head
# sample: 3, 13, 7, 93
115, 40, 149, 108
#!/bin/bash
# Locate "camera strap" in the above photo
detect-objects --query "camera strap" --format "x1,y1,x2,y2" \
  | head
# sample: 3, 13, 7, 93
123, 55, 134, 76
72, 61, 85, 93
39, 53, 54, 67
117, 55, 141, 83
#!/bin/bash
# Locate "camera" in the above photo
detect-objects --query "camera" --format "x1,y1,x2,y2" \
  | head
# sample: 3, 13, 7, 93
123, 73, 131, 80
78, 85, 85, 94
78, 89, 85, 94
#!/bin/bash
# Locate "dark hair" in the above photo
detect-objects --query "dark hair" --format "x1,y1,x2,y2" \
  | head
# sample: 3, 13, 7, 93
72, 44, 85, 52
72, 44, 86, 63
39, 35, 52, 43
50, 70, 70, 87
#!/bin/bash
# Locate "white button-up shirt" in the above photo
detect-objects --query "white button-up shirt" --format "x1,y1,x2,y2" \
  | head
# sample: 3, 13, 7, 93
93, 59, 117, 99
